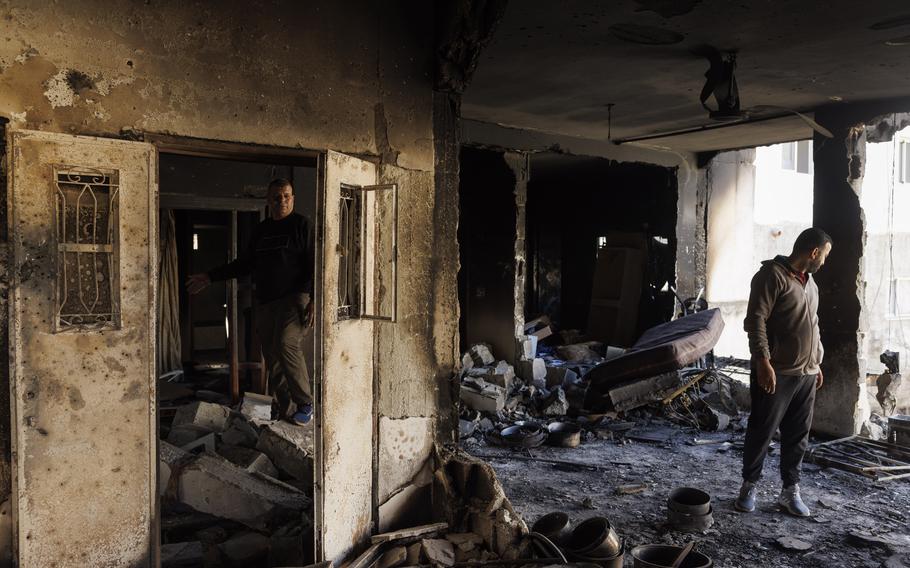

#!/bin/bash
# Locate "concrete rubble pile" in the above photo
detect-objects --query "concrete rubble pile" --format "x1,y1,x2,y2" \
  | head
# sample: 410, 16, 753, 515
459, 313, 752, 450
340, 448, 530, 568
159, 397, 314, 568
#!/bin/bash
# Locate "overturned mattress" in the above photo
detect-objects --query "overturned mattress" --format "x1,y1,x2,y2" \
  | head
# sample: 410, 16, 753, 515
584, 308, 724, 410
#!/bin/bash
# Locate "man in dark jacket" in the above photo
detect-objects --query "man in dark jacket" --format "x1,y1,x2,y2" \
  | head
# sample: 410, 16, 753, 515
736, 227, 832, 517
187, 178, 315, 425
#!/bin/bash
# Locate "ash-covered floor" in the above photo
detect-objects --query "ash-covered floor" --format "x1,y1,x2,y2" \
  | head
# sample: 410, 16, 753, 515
466, 420, 910, 568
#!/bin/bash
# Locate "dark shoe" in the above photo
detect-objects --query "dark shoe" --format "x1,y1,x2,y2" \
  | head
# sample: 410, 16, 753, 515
289, 403, 313, 426
778, 484, 811, 517
734, 480, 757, 513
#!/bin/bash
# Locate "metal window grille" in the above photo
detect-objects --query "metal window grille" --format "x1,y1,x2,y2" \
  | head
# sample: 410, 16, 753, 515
54, 167, 121, 331
337, 183, 362, 320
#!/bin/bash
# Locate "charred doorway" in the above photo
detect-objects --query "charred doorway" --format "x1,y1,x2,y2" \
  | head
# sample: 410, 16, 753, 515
157, 151, 319, 567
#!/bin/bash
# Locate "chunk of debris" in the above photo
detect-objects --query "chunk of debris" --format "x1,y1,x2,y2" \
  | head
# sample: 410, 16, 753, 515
421, 538, 455, 567
520, 335, 539, 359
542, 387, 569, 416
482, 361, 516, 390
256, 421, 314, 483
180, 432, 216, 453
376, 546, 408, 568
460, 379, 506, 413
240, 392, 273, 422
371, 522, 449, 544
406, 542, 423, 564
517, 358, 546, 389
162, 442, 309, 531
776, 536, 813, 551
446, 532, 484, 552
173, 401, 232, 432
606, 371, 681, 412
848, 530, 910, 551
167, 423, 212, 446
464, 344, 496, 368
160, 541, 204, 568
221, 415, 260, 448
614, 483, 648, 495
544, 365, 577, 388
217, 445, 280, 478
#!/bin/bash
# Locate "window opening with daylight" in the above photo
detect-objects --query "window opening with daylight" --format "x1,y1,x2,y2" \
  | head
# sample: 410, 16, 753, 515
781, 140, 813, 174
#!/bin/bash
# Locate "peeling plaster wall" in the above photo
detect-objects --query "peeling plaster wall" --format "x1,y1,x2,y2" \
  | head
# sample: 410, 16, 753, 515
0, 0, 434, 170
0, 0, 457, 544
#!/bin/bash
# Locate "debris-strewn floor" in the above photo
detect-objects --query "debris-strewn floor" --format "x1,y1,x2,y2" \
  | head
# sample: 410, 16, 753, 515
468, 423, 910, 568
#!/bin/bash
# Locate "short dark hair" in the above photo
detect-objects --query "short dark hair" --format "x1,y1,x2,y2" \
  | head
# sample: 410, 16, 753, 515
267, 178, 292, 193
792, 227, 833, 254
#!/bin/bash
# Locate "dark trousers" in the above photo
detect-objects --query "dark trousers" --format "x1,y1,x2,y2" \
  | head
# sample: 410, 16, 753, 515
742, 371, 816, 487
257, 292, 313, 418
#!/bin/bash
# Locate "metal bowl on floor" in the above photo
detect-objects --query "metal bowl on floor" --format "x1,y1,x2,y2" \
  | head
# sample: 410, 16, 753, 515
667, 506, 714, 532
565, 517, 622, 558
667, 487, 712, 516
499, 423, 548, 448
531, 512, 572, 545
631, 544, 713, 568
547, 422, 582, 447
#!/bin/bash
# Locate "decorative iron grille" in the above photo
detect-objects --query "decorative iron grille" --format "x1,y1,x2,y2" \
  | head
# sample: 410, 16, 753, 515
54, 167, 121, 331
337, 183, 362, 320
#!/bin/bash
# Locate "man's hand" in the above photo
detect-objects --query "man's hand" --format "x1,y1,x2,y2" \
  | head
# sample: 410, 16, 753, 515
816, 368, 824, 390
186, 273, 212, 295
304, 300, 315, 328
757, 357, 777, 395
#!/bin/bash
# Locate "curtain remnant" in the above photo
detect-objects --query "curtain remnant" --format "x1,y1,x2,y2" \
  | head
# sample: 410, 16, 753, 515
158, 209, 182, 373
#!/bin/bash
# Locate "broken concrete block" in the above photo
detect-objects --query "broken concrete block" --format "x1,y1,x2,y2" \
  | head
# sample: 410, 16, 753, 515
460, 380, 506, 413
163, 442, 309, 530
240, 392, 273, 422
494, 508, 524, 560
544, 365, 578, 388
377, 546, 408, 568
161, 541, 204, 568
180, 432, 216, 453
219, 532, 269, 567
479, 361, 515, 390
529, 325, 552, 341
542, 387, 569, 416
220, 416, 260, 448
166, 423, 212, 446
173, 401, 232, 432
517, 358, 546, 389
421, 539, 455, 567
256, 422, 314, 483
520, 335, 539, 359
217, 445, 280, 478
446, 532, 483, 552
406, 542, 423, 565
466, 344, 496, 367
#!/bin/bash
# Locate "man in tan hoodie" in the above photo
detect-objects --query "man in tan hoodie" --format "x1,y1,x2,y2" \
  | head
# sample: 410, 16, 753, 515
736, 227, 832, 517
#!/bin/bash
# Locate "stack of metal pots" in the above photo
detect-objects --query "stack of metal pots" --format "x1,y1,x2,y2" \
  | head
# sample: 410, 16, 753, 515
666, 487, 714, 532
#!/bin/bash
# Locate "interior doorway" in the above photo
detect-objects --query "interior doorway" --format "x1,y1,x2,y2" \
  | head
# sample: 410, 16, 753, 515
157, 150, 319, 567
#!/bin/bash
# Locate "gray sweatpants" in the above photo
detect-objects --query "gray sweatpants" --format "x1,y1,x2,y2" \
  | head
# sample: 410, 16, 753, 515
257, 292, 313, 418
742, 370, 816, 487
